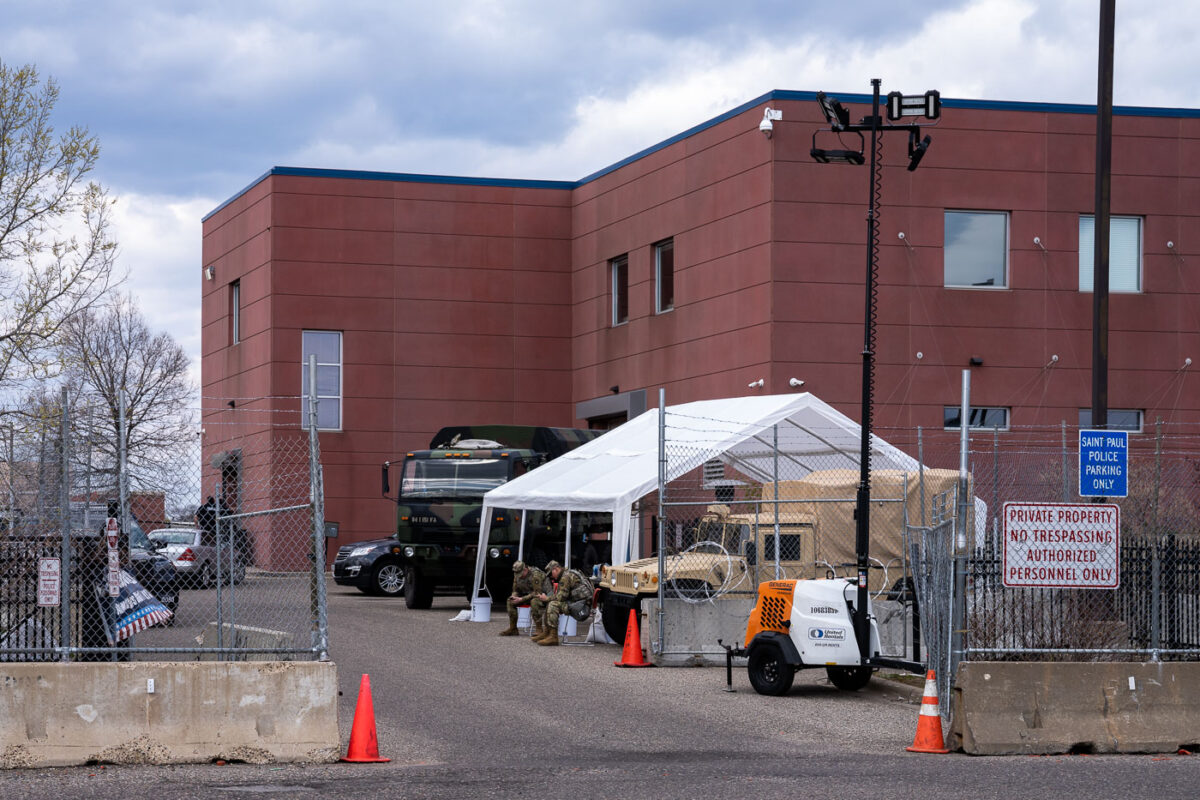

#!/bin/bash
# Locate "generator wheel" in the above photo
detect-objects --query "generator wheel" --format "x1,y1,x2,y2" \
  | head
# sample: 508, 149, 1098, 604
826, 665, 873, 691
747, 643, 794, 696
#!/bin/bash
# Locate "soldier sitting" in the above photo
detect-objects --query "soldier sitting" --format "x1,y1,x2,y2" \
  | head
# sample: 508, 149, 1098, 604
528, 560, 557, 639
499, 560, 546, 637
536, 560, 595, 646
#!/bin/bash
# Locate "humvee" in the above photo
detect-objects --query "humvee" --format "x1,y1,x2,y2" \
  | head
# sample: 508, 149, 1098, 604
596, 467, 964, 643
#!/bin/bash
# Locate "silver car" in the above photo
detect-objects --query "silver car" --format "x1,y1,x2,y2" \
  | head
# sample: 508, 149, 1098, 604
149, 527, 246, 588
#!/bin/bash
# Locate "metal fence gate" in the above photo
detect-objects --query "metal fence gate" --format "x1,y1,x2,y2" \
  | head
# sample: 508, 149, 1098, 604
1, 389, 328, 662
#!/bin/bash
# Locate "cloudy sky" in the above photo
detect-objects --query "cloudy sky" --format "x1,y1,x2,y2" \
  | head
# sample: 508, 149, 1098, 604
3, 0, 1197, 393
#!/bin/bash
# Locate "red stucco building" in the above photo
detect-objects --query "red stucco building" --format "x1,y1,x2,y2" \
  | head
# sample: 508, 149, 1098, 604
200, 89, 1200, 561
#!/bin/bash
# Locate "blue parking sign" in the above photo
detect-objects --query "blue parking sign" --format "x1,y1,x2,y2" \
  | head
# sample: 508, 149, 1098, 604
1079, 429, 1128, 498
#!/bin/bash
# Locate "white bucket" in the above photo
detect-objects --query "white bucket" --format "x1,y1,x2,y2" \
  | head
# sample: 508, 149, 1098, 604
557, 615, 577, 636
470, 597, 492, 622
517, 606, 531, 629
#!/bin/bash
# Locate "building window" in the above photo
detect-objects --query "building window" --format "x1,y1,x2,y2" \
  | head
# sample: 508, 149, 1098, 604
611, 254, 629, 325
1079, 408, 1143, 432
301, 330, 342, 430
1079, 215, 1141, 292
230, 280, 241, 345
943, 406, 1009, 430
944, 211, 1008, 288
654, 238, 674, 314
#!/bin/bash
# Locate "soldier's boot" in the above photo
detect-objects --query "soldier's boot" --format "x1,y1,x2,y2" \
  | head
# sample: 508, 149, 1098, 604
497, 624, 519, 636
531, 629, 550, 643
537, 632, 560, 646
531, 623, 545, 639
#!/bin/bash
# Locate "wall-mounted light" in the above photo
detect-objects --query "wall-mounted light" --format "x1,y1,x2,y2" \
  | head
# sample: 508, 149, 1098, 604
747, 378, 764, 389
759, 106, 783, 139
204, 265, 215, 281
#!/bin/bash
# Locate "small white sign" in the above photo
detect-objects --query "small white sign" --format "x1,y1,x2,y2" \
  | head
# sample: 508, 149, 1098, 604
106, 518, 121, 597
37, 557, 61, 607
1003, 502, 1120, 589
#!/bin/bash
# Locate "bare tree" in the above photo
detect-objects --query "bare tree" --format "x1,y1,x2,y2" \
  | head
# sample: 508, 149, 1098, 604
59, 296, 196, 504
0, 61, 118, 390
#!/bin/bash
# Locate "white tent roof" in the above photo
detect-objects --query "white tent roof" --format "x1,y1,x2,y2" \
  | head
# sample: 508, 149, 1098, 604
472, 393, 929, 599
485, 392, 918, 514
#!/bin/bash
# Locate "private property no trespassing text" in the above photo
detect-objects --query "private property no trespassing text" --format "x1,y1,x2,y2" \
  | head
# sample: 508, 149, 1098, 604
1002, 502, 1120, 589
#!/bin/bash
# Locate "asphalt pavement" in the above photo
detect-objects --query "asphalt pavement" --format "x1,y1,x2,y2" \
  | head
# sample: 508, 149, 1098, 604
3, 586, 1200, 798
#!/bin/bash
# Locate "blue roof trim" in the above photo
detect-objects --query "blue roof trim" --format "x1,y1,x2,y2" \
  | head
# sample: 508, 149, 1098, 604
205, 90, 1200, 220
202, 166, 575, 221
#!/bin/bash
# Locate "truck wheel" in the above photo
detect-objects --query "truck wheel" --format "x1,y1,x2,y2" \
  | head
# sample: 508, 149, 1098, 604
826, 665, 873, 691
747, 643, 795, 696
601, 592, 637, 644
404, 566, 434, 609
371, 561, 406, 597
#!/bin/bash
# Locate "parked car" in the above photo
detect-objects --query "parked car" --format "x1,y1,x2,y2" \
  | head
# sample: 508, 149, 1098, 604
148, 526, 246, 588
128, 526, 181, 619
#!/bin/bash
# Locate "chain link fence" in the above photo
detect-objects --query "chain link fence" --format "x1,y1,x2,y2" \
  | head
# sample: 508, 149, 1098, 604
644, 409, 1200, 710
1, 390, 328, 662
649, 408, 944, 664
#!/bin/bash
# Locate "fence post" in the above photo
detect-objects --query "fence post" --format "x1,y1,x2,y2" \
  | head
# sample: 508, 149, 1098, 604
308, 354, 329, 661
656, 387, 666, 656
1150, 418, 1162, 658
1061, 420, 1069, 503
952, 370, 970, 677
59, 388, 72, 661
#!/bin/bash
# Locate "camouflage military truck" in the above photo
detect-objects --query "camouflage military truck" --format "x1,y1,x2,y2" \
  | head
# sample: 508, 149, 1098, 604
595, 467, 965, 642
333, 425, 603, 608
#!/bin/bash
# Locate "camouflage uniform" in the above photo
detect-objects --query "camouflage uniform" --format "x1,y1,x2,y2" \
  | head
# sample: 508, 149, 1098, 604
527, 566, 555, 636
540, 566, 594, 645
499, 561, 547, 635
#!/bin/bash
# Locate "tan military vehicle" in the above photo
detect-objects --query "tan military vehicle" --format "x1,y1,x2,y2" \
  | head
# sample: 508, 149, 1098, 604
596, 467, 965, 643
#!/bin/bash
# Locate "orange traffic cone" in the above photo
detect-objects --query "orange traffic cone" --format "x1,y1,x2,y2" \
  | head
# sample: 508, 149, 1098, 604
613, 609, 655, 668
341, 674, 390, 763
906, 670, 950, 754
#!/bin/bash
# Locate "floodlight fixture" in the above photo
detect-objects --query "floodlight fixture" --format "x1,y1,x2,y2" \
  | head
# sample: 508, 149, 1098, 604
811, 129, 865, 165
811, 148, 865, 165
906, 133, 932, 172
816, 91, 851, 130
887, 90, 941, 120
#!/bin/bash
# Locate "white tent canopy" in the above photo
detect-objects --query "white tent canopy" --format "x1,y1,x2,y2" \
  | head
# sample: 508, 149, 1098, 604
471, 393, 926, 601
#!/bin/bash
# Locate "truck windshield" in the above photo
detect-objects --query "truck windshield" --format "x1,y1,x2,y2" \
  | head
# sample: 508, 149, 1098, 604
400, 457, 510, 499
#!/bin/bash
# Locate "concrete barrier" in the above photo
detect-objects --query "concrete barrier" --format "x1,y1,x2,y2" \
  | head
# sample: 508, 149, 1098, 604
951, 661, 1200, 755
0, 661, 339, 768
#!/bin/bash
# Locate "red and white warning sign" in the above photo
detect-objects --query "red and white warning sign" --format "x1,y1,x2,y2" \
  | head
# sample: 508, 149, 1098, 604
1002, 502, 1120, 589
38, 557, 61, 607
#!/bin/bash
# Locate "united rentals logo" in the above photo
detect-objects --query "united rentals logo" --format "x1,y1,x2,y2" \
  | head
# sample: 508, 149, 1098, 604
809, 605, 839, 615
809, 627, 846, 640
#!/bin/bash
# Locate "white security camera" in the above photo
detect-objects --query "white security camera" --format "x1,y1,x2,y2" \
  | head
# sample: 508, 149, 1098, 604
747, 378, 764, 388
788, 378, 804, 388
759, 107, 782, 138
